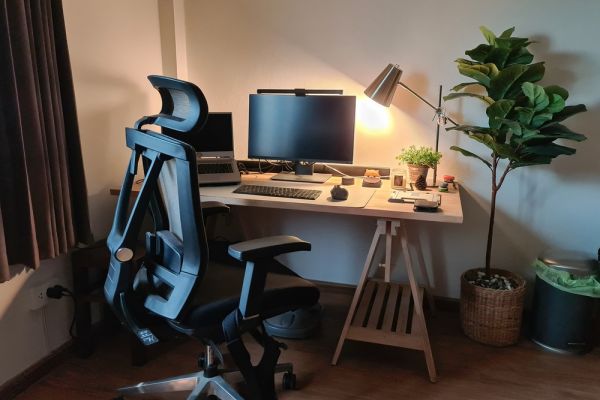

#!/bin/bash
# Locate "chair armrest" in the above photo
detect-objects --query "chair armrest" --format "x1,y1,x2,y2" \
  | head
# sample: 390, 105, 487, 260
201, 201, 230, 219
229, 235, 311, 319
228, 235, 311, 262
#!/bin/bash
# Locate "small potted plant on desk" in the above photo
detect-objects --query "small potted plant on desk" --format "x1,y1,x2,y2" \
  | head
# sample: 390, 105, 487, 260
445, 26, 587, 346
396, 145, 442, 190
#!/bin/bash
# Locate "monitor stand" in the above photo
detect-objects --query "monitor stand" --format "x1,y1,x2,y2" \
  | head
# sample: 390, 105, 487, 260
271, 172, 332, 183
271, 162, 332, 183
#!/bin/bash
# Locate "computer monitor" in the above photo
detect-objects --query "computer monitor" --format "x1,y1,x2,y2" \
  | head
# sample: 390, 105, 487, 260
248, 93, 356, 183
188, 112, 234, 157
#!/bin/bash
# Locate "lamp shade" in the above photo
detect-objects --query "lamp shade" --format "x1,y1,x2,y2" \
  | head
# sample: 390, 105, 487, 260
364, 64, 403, 107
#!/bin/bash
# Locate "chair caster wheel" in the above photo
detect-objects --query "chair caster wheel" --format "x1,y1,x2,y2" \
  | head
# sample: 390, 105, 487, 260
282, 372, 297, 390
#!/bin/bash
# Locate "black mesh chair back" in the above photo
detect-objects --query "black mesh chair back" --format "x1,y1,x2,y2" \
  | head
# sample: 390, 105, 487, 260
104, 75, 209, 344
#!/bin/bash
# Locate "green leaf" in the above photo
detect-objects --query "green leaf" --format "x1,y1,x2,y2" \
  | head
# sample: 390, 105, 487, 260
545, 85, 569, 101
551, 104, 587, 122
522, 82, 549, 111
522, 143, 576, 157
480, 26, 496, 45
443, 92, 494, 105
450, 82, 484, 92
458, 65, 491, 86
531, 113, 553, 128
468, 132, 516, 159
544, 94, 565, 114
506, 47, 534, 66
511, 157, 553, 169
486, 99, 515, 129
539, 123, 587, 142
494, 37, 512, 49
508, 37, 532, 48
446, 125, 492, 134
450, 146, 492, 169
499, 27, 515, 38
496, 118, 523, 136
514, 135, 555, 146
488, 64, 527, 100
484, 47, 510, 67
504, 62, 546, 98
513, 107, 535, 125
465, 44, 492, 63
455, 58, 479, 66
517, 62, 545, 84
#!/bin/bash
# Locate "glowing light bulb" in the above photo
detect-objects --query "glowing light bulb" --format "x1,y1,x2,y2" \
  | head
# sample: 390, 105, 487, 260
355, 97, 392, 135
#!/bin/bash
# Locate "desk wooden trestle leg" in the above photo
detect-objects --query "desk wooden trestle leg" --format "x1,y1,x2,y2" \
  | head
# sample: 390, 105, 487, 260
331, 219, 437, 383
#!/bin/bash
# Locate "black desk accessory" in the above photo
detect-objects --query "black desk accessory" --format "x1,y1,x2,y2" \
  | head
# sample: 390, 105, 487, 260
413, 199, 440, 212
330, 185, 349, 201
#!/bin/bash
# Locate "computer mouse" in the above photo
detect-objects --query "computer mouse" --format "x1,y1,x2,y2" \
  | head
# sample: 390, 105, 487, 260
330, 185, 349, 201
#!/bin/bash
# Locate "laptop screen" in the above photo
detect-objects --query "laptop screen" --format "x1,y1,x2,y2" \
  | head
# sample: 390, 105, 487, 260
189, 112, 234, 156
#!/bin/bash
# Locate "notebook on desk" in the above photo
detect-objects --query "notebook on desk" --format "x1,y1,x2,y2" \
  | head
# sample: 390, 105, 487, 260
188, 112, 241, 186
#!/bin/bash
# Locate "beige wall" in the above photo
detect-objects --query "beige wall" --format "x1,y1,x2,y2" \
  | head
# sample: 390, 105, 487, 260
184, 0, 600, 294
0, 257, 71, 385
65, 0, 165, 240
0, 0, 165, 387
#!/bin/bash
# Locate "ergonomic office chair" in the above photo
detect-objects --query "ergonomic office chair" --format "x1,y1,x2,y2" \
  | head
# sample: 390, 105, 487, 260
104, 75, 320, 399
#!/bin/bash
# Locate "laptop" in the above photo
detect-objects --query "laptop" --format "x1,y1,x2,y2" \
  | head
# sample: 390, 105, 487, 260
189, 112, 241, 186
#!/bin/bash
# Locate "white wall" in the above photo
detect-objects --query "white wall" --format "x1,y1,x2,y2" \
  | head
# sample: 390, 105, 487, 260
184, 0, 600, 295
0, 257, 71, 385
0, 0, 166, 387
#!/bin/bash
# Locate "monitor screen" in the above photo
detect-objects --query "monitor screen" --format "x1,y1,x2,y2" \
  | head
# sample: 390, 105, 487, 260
188, 112, 233, 155
248, 94, 355, 164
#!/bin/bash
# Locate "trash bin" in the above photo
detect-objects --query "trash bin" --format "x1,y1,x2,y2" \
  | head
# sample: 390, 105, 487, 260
531, 249, 600, 354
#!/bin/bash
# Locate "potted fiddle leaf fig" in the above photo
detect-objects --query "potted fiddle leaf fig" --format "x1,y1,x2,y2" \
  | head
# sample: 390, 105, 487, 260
444, 26, 587, 346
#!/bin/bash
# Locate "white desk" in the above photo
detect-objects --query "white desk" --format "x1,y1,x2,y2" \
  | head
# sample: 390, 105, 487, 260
200, 173, 463, 382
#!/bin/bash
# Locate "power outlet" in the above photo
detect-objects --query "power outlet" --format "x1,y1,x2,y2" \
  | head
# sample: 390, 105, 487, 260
28, 283, 48, 310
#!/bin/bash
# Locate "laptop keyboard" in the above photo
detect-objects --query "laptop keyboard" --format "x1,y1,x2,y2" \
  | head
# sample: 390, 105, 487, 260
198, 163, 234, 174
233, 184, 322, 200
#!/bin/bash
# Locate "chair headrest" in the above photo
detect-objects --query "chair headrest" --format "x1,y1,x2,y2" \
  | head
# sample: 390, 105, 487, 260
136, 75, 209, 134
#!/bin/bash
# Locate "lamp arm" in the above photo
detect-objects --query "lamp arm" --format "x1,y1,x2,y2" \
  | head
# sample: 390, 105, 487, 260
398, 82, 458, 126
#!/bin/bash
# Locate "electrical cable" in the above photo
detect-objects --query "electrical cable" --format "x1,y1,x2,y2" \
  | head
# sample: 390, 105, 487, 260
47, 285, 78, 338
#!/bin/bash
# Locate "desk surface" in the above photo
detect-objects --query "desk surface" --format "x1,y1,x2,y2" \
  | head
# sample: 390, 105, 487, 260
112, 173, 463, 224
200, 174, 463, 224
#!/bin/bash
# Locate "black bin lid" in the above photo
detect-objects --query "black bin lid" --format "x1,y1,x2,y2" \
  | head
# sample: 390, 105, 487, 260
539, 249, 599, 277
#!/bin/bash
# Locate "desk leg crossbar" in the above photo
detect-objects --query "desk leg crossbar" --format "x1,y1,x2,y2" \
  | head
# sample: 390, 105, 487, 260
331, 219, 437, 382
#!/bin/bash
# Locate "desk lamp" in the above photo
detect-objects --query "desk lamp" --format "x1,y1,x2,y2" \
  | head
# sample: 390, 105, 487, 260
364, 64, 457, 185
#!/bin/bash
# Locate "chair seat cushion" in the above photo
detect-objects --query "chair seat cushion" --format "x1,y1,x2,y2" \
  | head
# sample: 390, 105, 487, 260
182, 260, 319, 340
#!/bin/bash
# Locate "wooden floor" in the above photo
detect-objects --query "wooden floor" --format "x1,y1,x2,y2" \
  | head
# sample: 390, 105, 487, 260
14, 286, 600, 400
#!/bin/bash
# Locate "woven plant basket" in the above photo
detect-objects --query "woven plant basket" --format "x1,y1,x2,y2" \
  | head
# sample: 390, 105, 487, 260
460, 268, 526, 346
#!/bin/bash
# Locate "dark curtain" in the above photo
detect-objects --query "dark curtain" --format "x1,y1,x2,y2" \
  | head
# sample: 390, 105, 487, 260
0, 0, 92, 282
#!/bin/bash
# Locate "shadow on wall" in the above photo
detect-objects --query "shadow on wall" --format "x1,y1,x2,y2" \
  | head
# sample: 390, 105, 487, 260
542, 102, 600, 183
531, 34, 584, 89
